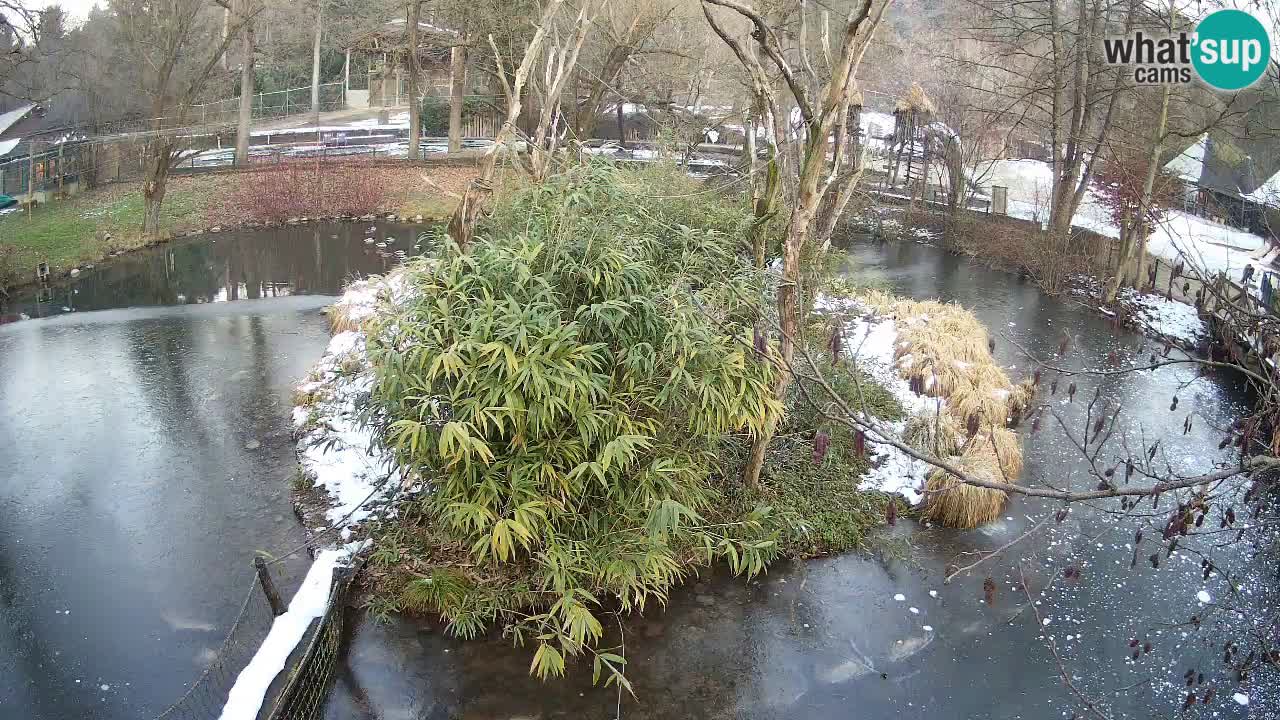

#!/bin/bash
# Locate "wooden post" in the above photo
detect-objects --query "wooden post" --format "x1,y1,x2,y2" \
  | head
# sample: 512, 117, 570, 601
26, 142, 35, 215
254, 556, 285, 616
344, 48, 351, 99
57, 143, 64, 197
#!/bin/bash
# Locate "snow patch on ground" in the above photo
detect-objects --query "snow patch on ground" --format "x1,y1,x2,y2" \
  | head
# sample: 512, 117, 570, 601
1146, 211, 1267, 277
817, 297, 936, 504
294, 278, 406, 530
979, 159, 1119, 238
1119, 289, 1206, 345
328, 277, 381, 329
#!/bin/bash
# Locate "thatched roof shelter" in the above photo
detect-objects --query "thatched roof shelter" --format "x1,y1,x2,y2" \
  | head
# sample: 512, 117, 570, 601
894, 83, 935, 116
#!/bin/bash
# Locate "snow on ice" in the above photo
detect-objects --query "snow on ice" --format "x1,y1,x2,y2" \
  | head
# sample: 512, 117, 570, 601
1119, 289, 1206, 345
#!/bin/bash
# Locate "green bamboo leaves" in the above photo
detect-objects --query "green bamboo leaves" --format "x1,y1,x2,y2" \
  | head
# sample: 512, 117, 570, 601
367, 164, 784, 683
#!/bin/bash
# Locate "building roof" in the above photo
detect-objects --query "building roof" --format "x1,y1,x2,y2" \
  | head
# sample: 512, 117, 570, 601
1164, 134, 1206, 183
0, 104, 34, 137
1245, 168, 1280, 206
1161, 133, 1280, 203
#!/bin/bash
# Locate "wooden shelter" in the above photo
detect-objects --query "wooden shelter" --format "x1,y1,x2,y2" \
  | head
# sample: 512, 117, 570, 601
342, 19, 458, 108
888, 83, 935, 197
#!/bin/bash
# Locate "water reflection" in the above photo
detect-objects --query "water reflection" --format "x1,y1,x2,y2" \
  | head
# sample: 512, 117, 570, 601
2, 222, 425, 319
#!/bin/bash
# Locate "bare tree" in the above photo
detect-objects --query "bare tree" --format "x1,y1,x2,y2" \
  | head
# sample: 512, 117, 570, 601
703, 0, 891, 486
111, 0, 256, 235
1103, 83, 1173, 303
956, 0, 1132, 292
445, 0, 572, 248
0, 2, 46, 102
569, 0, 674, 140
527, 0, 599, 181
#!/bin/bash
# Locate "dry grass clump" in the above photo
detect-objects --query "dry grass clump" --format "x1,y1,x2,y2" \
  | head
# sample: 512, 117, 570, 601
326, 303, 363, 334
895, 82, 936, 115
922, 442, 1006, 528
325, 278, 381, 334
903, 414, 964, 457
292, 382, 322, 408
862, 290, 1031, 528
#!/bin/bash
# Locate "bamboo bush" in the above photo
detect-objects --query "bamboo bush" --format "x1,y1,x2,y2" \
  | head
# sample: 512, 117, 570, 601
365, 164, 785, 684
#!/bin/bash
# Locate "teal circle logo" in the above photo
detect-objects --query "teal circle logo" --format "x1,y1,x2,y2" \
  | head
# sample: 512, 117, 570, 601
1193, 9, 1271, 91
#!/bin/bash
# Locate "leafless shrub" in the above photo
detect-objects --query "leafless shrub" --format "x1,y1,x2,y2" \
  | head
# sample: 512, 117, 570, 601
230, 160, 393, 223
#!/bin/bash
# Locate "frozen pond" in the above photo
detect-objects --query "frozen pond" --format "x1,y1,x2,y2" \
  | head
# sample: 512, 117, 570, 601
0, 222, 424, 719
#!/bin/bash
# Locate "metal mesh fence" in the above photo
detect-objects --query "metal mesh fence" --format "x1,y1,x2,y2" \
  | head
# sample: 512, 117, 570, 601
264, 563, 360, 720
189, 83, 347, 127
144, 554, 360, 720
150, 573, 279, 720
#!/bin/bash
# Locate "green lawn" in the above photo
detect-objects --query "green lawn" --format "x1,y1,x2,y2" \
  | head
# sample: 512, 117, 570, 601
0, 180, 212, 289
0, 164, 474, 291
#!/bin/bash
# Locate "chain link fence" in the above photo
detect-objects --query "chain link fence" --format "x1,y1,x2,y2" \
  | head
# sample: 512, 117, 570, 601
144, 553, 362, 720
189, 83, 348, 128
150, 574, 279, 720
264, 562, 361, 720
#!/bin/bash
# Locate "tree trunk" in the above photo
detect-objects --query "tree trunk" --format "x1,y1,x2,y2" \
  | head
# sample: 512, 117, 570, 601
574, 43, 633, 139
748, 140, 780, 269
943, 136, 963, 214
310, 0, 323, 127
448, 41, 465, 153
615, 100, 626, 148
221, 7, 231, 71
1104, 84, 1171, 304
815, 106, 868, 249
234, 0, 256, 166
1133, 219, 1151, 291
142, 143, 172, 237
742, 133, 828, 487
406, 0, 421, 160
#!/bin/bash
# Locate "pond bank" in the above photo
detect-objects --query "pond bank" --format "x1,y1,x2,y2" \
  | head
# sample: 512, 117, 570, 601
850, 205, 1219, 352
0, 164, 473, 293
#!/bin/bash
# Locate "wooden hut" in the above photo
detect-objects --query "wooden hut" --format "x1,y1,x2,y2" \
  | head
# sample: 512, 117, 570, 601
888, 83, 935, 198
